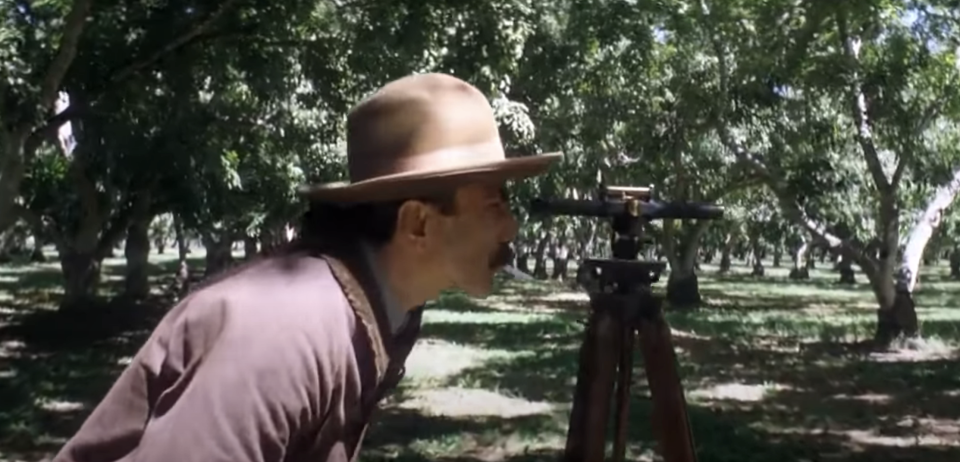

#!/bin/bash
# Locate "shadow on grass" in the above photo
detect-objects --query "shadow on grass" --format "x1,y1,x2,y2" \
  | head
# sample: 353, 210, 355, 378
365, 277, 960, 462
0, 298, 162, 457
365, 386, 958, 462
364, 407, 564, 462
2, 259, 959, 461
0, 255, 206, 458
708, 271, 874, 291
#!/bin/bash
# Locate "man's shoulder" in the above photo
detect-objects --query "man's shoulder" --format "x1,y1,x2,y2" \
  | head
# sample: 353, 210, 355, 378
159, 252, 355, 351
200, 251, 345, 304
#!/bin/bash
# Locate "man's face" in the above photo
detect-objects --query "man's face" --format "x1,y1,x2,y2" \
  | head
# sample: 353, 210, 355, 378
423, 182, 519, 296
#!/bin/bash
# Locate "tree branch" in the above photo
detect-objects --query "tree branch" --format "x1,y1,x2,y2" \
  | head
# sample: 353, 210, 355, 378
28, 0, 241, 143
36, 0, 93, 114
95, 188, 154, 259
891, 153, 909, 189
896, 167, 960, 293
106, 0, 243, 85
892, 92, 957, 189
67, 148, 103, 250
703, 169, 762, 202
27, 103, 86, 148
697, 0, 849, 253
835, 7, 891, 193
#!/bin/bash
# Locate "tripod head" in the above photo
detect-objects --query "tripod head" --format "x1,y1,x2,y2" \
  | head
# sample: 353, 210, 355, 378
529, 185, 723, 292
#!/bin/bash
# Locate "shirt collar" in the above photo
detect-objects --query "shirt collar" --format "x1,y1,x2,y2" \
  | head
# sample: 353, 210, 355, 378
359, 242, 409, 334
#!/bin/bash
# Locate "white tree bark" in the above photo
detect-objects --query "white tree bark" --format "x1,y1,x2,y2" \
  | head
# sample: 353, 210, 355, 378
896, 167, 960, 293
793, 238, 809, 271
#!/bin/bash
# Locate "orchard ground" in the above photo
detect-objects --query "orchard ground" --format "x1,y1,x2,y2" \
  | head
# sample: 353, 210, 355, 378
1, 251, 959, 462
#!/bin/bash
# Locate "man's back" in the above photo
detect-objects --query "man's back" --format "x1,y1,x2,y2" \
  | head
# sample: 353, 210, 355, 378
53, 252, 368, 462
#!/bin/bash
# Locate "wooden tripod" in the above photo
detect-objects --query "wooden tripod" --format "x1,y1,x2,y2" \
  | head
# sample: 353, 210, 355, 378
562, 261, 698, 462
528, 184, 721, 462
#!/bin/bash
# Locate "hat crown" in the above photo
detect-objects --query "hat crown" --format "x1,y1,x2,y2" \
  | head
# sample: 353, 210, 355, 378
345, 73, 505, 183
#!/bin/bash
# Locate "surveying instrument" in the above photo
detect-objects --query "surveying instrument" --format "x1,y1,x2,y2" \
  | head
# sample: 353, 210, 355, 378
529, 185, 723, 462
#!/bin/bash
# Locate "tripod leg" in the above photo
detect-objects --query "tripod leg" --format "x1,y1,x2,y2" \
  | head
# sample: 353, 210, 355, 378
611, 324, 635, 462
563, 305, 620, 462
636, 296, 698, 462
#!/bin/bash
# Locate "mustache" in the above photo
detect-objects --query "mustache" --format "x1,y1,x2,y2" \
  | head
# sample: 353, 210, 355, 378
490, 242, 514, 269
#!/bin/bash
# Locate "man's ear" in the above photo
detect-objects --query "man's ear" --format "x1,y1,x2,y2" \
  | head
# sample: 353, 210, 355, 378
395, 200, 430, 241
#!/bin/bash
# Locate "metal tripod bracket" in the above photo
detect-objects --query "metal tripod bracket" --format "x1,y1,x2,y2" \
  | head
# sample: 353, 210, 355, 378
577, 259, 667, 293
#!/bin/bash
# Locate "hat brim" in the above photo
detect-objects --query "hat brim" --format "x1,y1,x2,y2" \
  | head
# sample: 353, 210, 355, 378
299, 152, 562, 203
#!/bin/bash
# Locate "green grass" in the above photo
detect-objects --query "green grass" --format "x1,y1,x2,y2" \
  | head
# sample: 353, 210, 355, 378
2, 253, 959, 461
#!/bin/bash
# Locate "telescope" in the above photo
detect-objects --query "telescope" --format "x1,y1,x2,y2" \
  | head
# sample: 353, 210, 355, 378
529, 185, 723, 462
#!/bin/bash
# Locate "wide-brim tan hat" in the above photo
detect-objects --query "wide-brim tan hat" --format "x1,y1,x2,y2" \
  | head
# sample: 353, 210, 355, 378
299, 73, 562, 203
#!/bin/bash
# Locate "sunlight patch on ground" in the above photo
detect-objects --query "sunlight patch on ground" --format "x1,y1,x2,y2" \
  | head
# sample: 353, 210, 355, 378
688, 381, 790, 402
868, 338, 958, 362
404, 339, 516, 382
536, 291, 588, 302
483, 290, 589, 313
755, 421, 960, 448
0, 264, 61, 275
35, 398, 85, 413
406, 427, 571, 462
396, 387, 557, 418
424, 309, 555, 324
831, 392, 893, 404
841, 417, 960, 447
410, 435, 658, 462
799, 301, 877, 314
0, 339, 25, 358
700, 281, 870, 301
869, 348, 958, 362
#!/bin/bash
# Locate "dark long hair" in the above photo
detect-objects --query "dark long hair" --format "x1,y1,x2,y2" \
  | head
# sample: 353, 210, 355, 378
180, 195, 457, 298
295, 195, 457, 251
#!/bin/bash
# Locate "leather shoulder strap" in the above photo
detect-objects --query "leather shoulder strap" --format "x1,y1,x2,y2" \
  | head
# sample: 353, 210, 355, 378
323, 254, 390, 384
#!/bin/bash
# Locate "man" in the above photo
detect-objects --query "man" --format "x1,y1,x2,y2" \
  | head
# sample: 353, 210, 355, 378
52, 73, 561, 462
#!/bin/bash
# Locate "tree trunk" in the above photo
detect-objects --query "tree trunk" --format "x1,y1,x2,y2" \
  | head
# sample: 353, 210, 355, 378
877, 168, 960, 345
202, 231, 234, 277
551, 242, 570, 280
837, 256, 856, 284
0, 229, 15, 262
789, 239, 810, 280
173, 214, 190, 297
0, 129, 29, 236
123, 215, 152, 300
666, 267, 700, 307
30, 243, 46, 262
950, 246, 960, 279
258, 227, 275, 254
516, 241, 531, 274
532, 234, 550, 279
749, 233, 764, 276
718, 232, 734, 274
244, 235, 259, 259
59, 250, 102, 311
664, 220, 709, 308
579, 221, 597, 260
